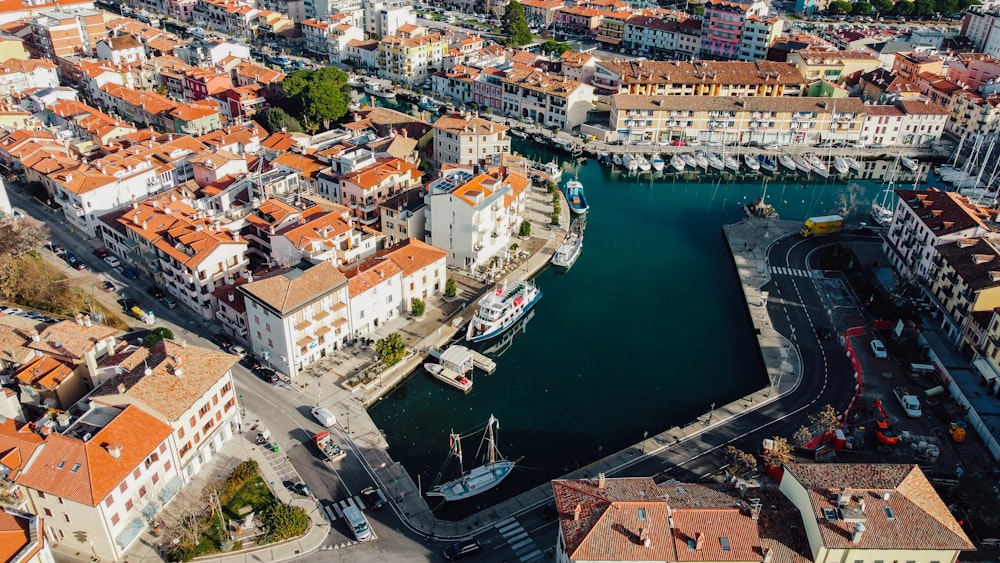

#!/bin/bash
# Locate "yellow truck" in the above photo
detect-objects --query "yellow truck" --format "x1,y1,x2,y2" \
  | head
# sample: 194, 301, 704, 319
800, 215, 844, 237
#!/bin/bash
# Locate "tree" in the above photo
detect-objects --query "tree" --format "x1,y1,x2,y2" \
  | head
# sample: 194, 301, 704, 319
852, 0, 873, 14
519, 220, 532, 237
828, 0, 852, 13
724, 446, 758, 480
872, 0, 894, 13
913, 0, 936, 13
143, 327, 175, 348
375, 332, 406, 366
809, 404, 841, 435
761, 436, 791, 469
0, 219, 48, 256
260, 503, 309, 541
277, 68, 351, 133
161, 482, 214, 549
503, 0, 533, 46
540, 38, 571, 56
410, 297, 426, 317
258, 108, 304, 134
937, 0, 960, 14
444, 278, 457, 298
894, 0, 914, 13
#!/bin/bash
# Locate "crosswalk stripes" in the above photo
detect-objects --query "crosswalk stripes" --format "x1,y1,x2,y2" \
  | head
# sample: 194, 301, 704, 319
495, 517, 543, 562
768, 266, 810, 278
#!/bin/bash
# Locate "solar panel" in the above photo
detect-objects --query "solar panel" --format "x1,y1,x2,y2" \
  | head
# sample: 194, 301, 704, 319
721, 537, 732, 551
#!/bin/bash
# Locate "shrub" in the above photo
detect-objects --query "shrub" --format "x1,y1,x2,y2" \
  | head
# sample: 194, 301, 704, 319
519, 221, 531, 237
261, 503, 309, 541
220, 460, 259, 505
411, 297, 426, 317
444, 279, 457, 298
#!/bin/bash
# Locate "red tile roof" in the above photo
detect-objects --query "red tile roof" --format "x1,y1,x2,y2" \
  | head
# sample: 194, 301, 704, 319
894, 188, 995, 237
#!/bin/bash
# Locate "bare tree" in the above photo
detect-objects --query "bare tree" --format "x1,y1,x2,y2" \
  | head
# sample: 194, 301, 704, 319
0, 219, 49, 257
724, 446, 758, 480
809, 404, 841, 435
159, 483, 211, 546
762, 436, 791, 469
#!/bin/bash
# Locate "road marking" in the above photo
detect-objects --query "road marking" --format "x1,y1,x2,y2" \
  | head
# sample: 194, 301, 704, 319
769, 266, 810, 278
494, 518, 543, 562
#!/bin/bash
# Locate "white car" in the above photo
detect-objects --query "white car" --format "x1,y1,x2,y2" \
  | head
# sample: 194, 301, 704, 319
870, 339, 888, 359
311, 406, 337, 427
104, 255, 121, 268
522, 116, 535, 125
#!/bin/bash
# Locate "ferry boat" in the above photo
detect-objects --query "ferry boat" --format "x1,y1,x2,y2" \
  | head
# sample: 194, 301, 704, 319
364, 81, 396, 99
670, 154, 686, 172
418, 96, 440, 111
651, 154, 666, 172
757, 155, 777, 174
466, 280, 542, 342
832, 156, 850, 175
564, 179, 589, 214
425, 363, 472, 393
551, 219, 584, 269
427, 415, 514, 501
778, 153, 797, 172
743, 153, 760, 171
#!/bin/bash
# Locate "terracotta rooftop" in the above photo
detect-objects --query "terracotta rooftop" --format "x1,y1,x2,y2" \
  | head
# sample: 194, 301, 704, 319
0, 509, 36, 563
240, 260, 348, 315
27, 319, 117, 362
502, 66, 585, 98
365, 238, 446, 279
895, 188, 995, 237
613, 94, 865, 114
346, 259, 403, 297
598, 59, 805, 86
15, 354, 74, 391
937, 238, 1000, 291
342, 157, 420, 190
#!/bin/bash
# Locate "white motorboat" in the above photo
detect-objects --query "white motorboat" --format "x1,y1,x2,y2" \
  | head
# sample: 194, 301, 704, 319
723, 153, 740, 171
418, 96, 440, 111
670, 154, 686, 172
844, 156, 862, 172
426, 415, 514, 502
467, 280, 542, 342
551, 219, 584, 269
743, 153, 760, 171
705, 151, 725, 171
651, 154, 666, 172
637, 154, 651, 172
681, 153, 697, 169
778, 153, 797, 172
900, 156, 918, 171
564, 179, 588, 214
364, 81, 396, 99
612, 153, 623, 166
832, 156, 850, 175
808, 154, 829, 178
692, 151, 709, 169
425, 363, 472, 393
542, 159, 563, 183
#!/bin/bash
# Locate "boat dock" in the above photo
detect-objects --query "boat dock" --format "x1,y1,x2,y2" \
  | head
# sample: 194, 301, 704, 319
470, 349, 496, 374
427, 344, 496, 374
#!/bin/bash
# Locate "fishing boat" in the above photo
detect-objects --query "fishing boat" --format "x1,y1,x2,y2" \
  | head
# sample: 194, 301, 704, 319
844, 156, 862, 172
778, 153, 797, 172
705, 151, 725, 171
900, 156, 918, 171
808, 154, 829, 178
743, 153, 760, 171
623, 153, 639, 172
426, 415, 514, 501
651, 154, 666, 172
692, 151, 709, 170
636, 154, 651, 172
792, 154, 812, 173
363, 81, 396, 99
425, 363, 472, 393
418, 96, 440, 111
681, 153, 697, 169
832, 156, 850, 175
670, 154, 686, 172
551, 219, 584, 269
542, 159, 563, 183
466, 280, 542, 342
757, 154, 777, 174
564, 179, 589, 214
509, 128, 527, 139
612, 153, 623, 167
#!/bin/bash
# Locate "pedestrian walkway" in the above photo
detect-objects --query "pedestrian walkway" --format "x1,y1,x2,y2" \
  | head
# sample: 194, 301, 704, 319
495, 517, 544, 562
769, 266, 812, 278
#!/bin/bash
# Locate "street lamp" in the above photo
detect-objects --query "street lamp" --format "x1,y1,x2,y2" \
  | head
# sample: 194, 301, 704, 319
642, 431, 648, 454
707, 402, 716, 425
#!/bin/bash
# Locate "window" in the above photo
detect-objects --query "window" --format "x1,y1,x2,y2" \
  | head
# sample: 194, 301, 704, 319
721, 538, 732, 551
125, 499, 133, 512
119, 482, 128, 494
133, 468, 141, 480
105, 495, 114, 508
885, 507, 896, 520
43, 508, 52, 517
190, 416, 196, 427
63, 514, 71, 523
111, 513, 120, 525
213, 395, 218, 406
178, 427, 185, 439
37, 491, 45, 499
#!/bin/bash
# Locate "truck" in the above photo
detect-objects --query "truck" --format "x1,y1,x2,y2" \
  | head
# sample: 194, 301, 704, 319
129, 305, 155, 325
312, 431, 347, 463
893, 387, 923, 418
800, 215, 844, 237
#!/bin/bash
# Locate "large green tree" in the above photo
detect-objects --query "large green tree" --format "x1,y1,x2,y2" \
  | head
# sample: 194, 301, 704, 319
503, 0, 533, 46
913, 0, 936, 13
278, 68, 351, 133
853, 1, 873, 14
894, 0, 914, 14
257, 107, 304, 134
871, 0, 894, 14
375, 332, 407, 366
828, 0, 852, 13
540, 38, 571, 56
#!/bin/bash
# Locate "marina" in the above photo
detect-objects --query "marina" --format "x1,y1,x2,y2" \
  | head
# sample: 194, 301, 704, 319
425, 363, 473, 393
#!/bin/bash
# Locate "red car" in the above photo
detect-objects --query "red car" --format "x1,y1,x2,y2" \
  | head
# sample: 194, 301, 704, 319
93, 247, 109, 259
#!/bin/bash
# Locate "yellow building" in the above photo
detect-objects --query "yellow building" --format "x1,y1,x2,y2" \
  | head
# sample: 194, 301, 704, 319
928, 237, 1000, 345
947, 90, 1000, 141
594, 59, 805, 96
0, 34, 30, 61
786, 49, 880, 85
610, 94, 864, 145
780, 463, 974, 563
378, 30, 447, 85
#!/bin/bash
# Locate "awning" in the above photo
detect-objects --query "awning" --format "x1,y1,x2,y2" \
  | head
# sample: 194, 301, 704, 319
115, 517, 146, 549
595, 35, 621, 44
973, 357, 999, 383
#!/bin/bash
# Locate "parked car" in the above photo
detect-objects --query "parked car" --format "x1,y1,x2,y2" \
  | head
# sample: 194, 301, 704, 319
443, 539, 481, 560
291, 482, 312, 496
160, 296, 178, 309
210, 332, 232, 349
104, 255, 121, 268
46, 243, 64, 253
121, 267, 138, 279
230, 345, 247, 357
146, 286, 166, 298
72, 260, 88, 270
102, 280, 116, 292
311, 406, 337, 427
254, 367, 279, 384
93, 247, 109, 258
360, 486, 384, 510
65, 252, 79, 265
816, 326, 834, 340
870, 339, 888, 359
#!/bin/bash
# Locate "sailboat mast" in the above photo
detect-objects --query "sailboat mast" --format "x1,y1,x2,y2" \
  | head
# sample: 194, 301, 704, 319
488, 415, 496, 465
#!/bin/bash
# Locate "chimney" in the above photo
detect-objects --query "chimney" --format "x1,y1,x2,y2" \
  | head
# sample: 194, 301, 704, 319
228, 292, 235, 302
117, 383, 126, 394
106, 443, 123, 458
75, 314, 84, 326
173, 355, 183, 366
695, 533, 705, 551
598, 472, 606, 489
29, 330, 39, 343
174, 367, 184, 378
639, 528, 650, 547
850, 522, 865, 543
573, 504, 582, 521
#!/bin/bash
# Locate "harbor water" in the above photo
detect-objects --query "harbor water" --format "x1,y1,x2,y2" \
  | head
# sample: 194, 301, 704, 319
368, 103, 933, 519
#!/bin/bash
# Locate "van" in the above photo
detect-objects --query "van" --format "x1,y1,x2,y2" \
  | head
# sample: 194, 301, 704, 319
342, 505, 372, 541
443, 538, 481, 560
910, 363, 936, 376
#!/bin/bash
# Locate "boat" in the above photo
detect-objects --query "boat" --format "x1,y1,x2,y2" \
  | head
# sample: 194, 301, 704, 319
426, 415, 514, 502
705, 151, 725, 171
757, 154, 777, 173
542, 159, 563, 183
723, 153, 740, 171
681, 153, 697, 169
900, 156, 918, 171
418, 96, 440, 111
743, 153, 760, 171
509, 128, 526, 139
551, 137, 582, 157
636, 154, 651, 172
651, 154, 666, 172
808, 154, 829, 178
871, 157, 900, 226
551, 218, 584, 269
425, 363, 473, 393
564, 179, 589, 214
792, 154, 812, 173
692, 151, 709, 170
466, 280, 542, 342
670, 154, 686, 172
363, 81, 396, 99
612, 153, 623, 167
778, 153, 797, 172
623, 153, 639, 172
843, 156, 862, 172
832, 156, 850, 175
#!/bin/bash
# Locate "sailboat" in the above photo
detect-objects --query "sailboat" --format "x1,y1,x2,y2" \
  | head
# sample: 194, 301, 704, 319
670, 154, 686, 172
651, 153, 666, 172
692, 151, 709, 169
778, 153, 797, 172
871, 156, 900, 226
757, 154, 777, 174
832, 156, 850, 175
637, 154, 651, 172
900, 156, 918, 171
743, 153, 760, 172
681, 153, 697, 169
427, 415, 514, 502
843, 155, 862, 172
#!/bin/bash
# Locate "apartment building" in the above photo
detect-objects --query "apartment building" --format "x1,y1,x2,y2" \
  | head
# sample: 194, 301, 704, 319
306, 0, 363, 26
28, 8, 106, 58
555, 5, 605, 36
927, 237, 1000, 345
0, 58, 59, 98
433, 113, 510, 166
339, 157, 422, 227
946, 90, 1000, 140
302, 18, 364, 61
239, 260, 351, 378
609, 94, 864, 145
0, 508, 53, 563
378, 30, 447, 84
27, 318, 119, 389
364, 0, 415, 38
501, 66, 594, 131
3, 405, 175, 561
962, 9, 1000, 59
371, 238, 447, 312
432, 64, 481, 105
892, 51, 945, 82
736, 15, 782, 62
424, 169, 527, 270
95, 35, 147, 65
379, 187, 426, 245
593, 59, 805, 96
700, 0, 769, 60
883, 188, 996, 287
270, 209, 383, 268
622, 16, 701, 60
786, 49, 880, 85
